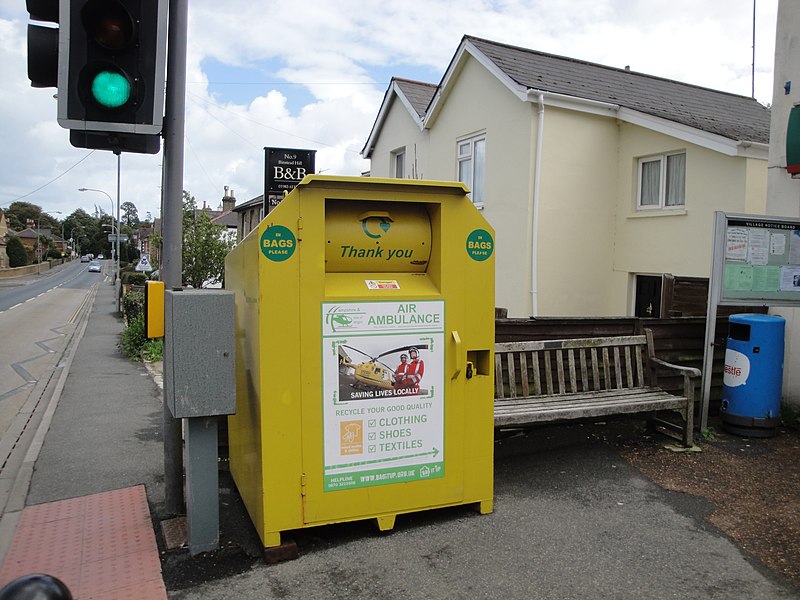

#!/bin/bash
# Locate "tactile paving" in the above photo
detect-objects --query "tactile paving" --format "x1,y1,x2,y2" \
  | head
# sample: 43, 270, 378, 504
0, 485, 166, 599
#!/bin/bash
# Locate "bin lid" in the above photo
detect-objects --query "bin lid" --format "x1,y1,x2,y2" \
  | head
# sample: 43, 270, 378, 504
729, 313, 786, 325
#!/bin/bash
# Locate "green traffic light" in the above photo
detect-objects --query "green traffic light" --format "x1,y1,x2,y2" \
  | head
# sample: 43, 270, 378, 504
90, 70, 131, 108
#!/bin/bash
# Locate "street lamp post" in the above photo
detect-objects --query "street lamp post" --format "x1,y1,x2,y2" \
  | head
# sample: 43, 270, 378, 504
79, 187, 121, 311
36, 210, 62, 275
70, 227, 81, 258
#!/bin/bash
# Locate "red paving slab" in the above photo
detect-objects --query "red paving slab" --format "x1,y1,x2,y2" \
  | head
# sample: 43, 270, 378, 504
0, 486, 166, 599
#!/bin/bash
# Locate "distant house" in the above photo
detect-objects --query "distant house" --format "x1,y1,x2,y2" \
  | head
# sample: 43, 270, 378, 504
10, 227, 64, 259
363, 35, 771, 318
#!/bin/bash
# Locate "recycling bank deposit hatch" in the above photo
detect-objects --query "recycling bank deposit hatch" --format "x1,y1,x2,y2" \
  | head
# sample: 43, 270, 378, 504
226, 175, 495, 549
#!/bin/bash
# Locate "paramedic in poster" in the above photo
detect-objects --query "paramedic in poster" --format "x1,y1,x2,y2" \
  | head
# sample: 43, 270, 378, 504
394, 347, 424, 393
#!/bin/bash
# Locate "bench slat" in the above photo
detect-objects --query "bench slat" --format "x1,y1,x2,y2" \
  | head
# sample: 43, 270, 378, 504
635, 345, 644, 387
495, 386, 682, 406
519, 352, 529, 397
544, 352, 554, 395
508, 353, 517, 399
556, 351, 565, 394
532, 351, 542, 395
590, 348, 600, 390
567, 349, 577, 393
495, 351, 505, 398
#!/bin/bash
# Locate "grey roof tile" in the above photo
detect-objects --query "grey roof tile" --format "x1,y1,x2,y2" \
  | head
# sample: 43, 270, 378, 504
467, 36, 770, 143
393, 78, 438, 118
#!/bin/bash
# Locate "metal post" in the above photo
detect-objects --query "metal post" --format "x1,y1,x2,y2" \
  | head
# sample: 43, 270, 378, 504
161, 0, 189, 515
185, 417, 219, 554
115, 151, 122, 313
36, 216, 40, 275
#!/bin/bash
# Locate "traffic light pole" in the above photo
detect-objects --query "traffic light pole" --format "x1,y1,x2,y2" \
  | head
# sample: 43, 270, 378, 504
115, 151, 121, 313
162, 0, 188, 516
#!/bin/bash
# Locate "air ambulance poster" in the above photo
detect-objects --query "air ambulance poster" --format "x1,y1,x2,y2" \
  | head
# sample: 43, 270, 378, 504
321, 300, 445, 491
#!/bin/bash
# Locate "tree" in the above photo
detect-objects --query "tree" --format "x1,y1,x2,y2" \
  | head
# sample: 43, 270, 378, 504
121, 201, 139, 228
182, 191, 235, 288
6, 236, 28, 267
4, 201, 60, 232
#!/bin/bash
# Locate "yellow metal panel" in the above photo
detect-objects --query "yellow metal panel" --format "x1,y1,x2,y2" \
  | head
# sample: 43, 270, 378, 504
144, 281, 164, 339
325, 201, 431, 272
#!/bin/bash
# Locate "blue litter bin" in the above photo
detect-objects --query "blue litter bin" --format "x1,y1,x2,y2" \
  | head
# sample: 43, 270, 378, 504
721, 314, 785, 437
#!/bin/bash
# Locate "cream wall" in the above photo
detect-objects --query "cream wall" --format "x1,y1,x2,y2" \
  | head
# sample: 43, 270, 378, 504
426, 58, 535, 317
614, 124, 765, 313
535, 107, 619, 316
369, 96, 429, 179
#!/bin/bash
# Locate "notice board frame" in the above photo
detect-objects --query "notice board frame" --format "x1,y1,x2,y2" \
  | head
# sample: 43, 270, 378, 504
699, 211, 800, 430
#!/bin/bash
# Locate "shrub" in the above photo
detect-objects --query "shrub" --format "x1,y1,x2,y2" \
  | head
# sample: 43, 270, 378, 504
123, 290, 144, 325
121, 314, 147, 360
142, 338, 163, 362
6, 237, 28, 267
121, 271, 147, 286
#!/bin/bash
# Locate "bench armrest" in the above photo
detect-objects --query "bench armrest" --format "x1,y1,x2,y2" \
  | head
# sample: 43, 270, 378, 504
648, 357, 701, 379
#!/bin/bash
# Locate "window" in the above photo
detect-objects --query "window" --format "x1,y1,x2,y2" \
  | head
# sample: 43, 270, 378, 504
637, 152, 685, 209
392, 148, 406, 179
457, 134, 486, 207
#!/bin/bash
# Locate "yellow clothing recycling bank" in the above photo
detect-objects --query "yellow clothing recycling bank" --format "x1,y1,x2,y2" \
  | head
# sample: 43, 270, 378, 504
225, 175, 495, 548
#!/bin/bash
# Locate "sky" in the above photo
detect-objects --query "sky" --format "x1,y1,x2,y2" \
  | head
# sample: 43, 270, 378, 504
0, 0, 780, 226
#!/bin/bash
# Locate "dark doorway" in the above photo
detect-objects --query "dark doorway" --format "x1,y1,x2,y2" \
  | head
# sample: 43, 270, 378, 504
635, 275, 662, 317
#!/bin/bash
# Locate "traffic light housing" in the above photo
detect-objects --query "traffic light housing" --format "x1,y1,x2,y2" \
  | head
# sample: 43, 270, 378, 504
26, 0, 59, 89
58, 0, 168, 153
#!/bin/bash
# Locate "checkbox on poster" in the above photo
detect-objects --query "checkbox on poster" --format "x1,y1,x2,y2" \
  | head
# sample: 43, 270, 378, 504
368, 432, 376, 440
368, 419, 376, 427
369, 445, 376, 453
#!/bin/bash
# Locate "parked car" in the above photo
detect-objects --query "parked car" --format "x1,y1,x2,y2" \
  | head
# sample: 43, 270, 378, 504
80, 255, 90, 262
97, 254, 104, 259
88, 261, 102, 273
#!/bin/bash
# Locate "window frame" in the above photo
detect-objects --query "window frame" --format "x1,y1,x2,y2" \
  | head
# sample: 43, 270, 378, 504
636, 151, 686, 210
391, 147, 406, 179
457, 133, 486, 208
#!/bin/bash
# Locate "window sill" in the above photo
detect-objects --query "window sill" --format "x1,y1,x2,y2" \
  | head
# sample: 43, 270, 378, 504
628, 208, 687, 219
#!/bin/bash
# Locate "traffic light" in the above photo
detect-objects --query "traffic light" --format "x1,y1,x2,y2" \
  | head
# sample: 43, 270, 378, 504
58, 0, 168, 154
26, 0, 59, 89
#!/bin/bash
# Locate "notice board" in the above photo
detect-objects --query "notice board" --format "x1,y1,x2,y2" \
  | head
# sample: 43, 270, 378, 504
715, 212, 800, 306
700, 211, 800, 430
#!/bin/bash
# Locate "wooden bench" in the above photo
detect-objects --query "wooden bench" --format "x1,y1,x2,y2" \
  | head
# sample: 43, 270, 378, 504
494, 330, 701, 446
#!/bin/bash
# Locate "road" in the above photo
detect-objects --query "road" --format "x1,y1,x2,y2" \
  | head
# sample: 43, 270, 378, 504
0, 260, 103, 520
0, 260, 99, 311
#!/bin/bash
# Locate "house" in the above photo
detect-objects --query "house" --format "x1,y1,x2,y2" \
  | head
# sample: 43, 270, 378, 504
232, 195, 265, 241
363, 35, 771, 318
232, 191, 295, 241
8, 227, 67, 256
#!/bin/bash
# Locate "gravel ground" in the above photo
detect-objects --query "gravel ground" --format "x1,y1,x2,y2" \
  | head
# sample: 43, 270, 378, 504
621, 422, 800, 588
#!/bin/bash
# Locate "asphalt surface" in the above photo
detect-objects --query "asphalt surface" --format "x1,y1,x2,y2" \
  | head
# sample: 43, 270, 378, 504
11, 275, 800, 599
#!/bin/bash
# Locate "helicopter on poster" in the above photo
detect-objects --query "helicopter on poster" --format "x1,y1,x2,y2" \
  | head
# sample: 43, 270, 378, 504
338, 343, 429, 398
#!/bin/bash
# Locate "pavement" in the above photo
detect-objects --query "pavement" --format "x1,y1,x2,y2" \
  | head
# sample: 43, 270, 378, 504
0, 274, 799, 599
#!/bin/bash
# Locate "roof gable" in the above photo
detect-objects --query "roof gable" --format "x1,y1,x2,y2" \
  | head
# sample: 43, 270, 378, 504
362, 78, 437, 158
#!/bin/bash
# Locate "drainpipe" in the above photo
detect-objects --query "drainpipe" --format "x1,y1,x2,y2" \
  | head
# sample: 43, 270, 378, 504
530, 92, 545, 316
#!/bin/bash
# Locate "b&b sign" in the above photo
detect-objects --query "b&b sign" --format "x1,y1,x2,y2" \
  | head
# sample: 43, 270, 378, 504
264, 147, 316, 197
